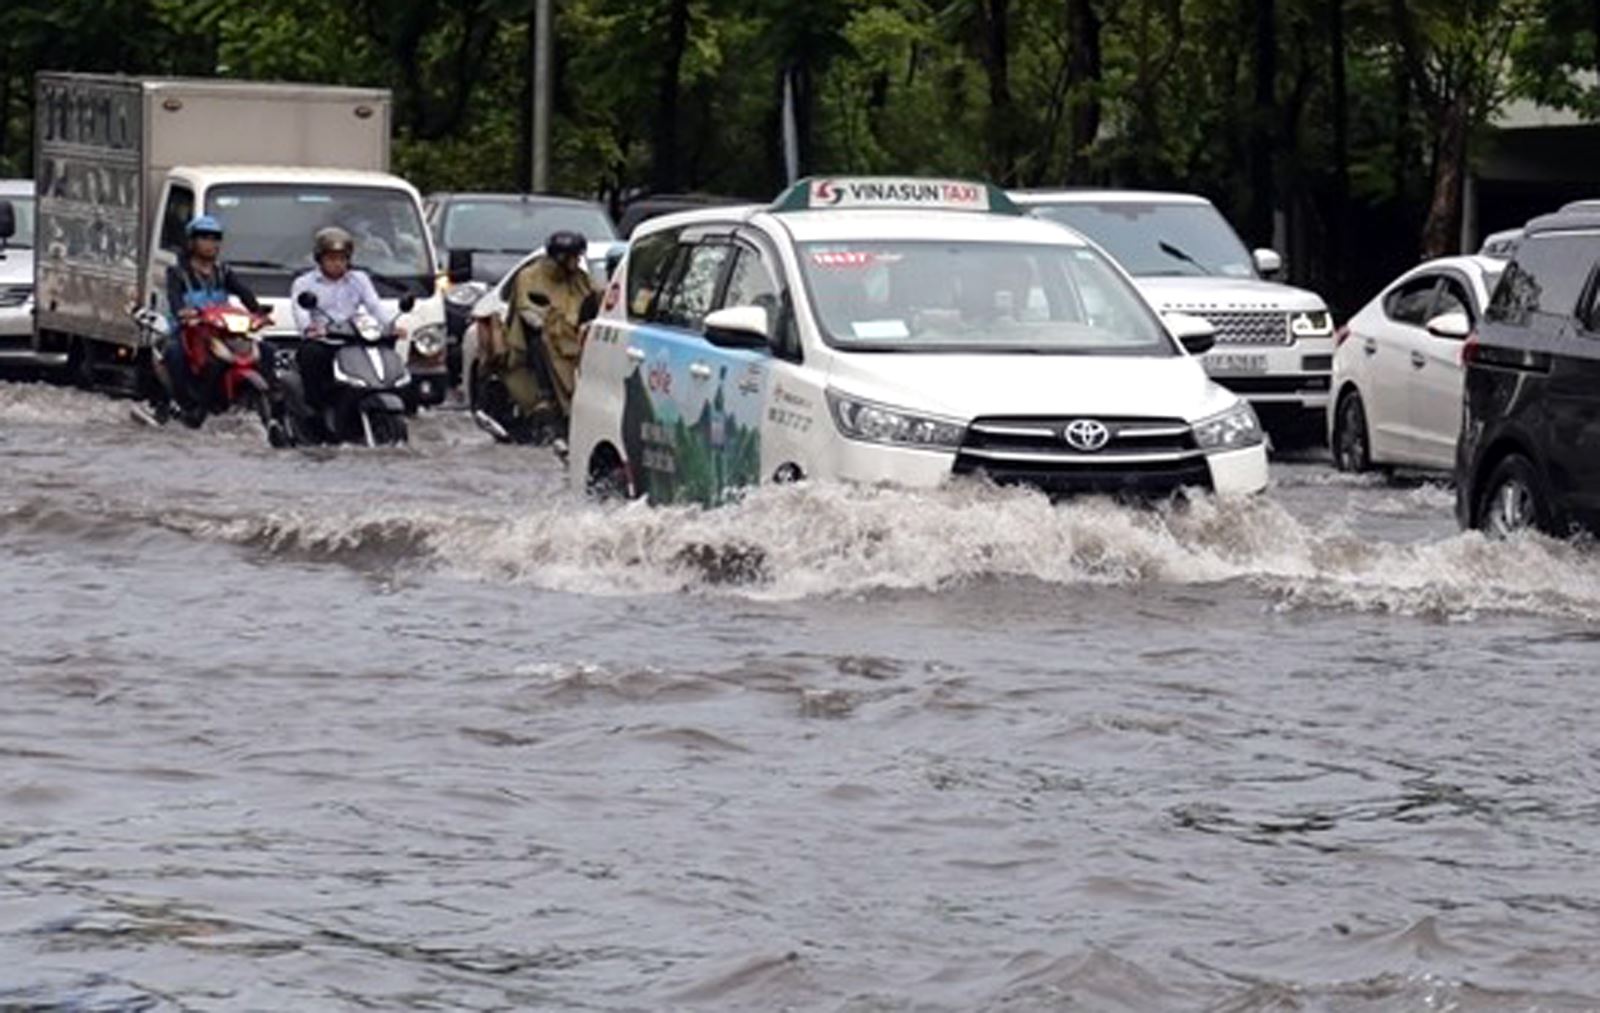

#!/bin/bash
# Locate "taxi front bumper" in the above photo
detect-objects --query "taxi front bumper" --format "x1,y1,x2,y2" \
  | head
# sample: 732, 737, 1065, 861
829, 437, 1268, 498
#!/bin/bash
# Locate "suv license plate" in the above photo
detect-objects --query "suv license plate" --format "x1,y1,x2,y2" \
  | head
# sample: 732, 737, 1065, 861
1205, 353, 1268, 375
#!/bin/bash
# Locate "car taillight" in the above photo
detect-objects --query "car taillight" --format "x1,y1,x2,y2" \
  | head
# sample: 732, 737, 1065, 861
1333, 324, 1350, 349
1460, 332, 1479, 366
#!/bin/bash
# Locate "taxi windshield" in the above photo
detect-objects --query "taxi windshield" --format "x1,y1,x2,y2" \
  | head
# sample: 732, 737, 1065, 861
797, 240, 1175, 355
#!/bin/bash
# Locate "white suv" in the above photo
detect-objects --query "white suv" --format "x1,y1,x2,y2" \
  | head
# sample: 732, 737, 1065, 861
567, 176, 1268, 505
1010, 190, 1334, 444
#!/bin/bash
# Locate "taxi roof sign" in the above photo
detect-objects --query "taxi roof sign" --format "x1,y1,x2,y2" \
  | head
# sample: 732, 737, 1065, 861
772, 176, 1022, 215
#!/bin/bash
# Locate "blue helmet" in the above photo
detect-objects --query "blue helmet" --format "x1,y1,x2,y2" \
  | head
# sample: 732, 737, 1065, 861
186, 214, 224, 238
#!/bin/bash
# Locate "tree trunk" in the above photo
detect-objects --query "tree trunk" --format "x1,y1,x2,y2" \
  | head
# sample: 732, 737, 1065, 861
1248, 0, 1277, 246
1065, 0, 1102, 180
519, 10, 534, 190
651, 0, 691, 193
1421, 92, 1469, 258
1328, 0, 1348, 291
982, 0, 1016, 183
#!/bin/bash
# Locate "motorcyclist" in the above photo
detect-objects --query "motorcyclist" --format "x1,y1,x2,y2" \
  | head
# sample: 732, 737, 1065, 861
500, 229, 596, 436
150, 214, 268, 423
289, 226, 399, 412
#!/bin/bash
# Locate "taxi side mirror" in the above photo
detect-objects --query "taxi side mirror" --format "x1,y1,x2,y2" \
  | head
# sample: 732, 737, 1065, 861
1425, 311, 1471, 340
704, 305, 770, 350
1165, 311, 1217, 356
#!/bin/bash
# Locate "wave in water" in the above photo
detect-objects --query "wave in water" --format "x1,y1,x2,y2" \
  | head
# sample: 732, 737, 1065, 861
5, 480, 1598, 619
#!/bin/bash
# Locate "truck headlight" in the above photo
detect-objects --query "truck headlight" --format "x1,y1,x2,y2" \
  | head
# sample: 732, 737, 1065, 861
411, 324, 446, 358
827, 390, 965, 449
1290, 310, 1334, 337
1192, 402, 1264, 452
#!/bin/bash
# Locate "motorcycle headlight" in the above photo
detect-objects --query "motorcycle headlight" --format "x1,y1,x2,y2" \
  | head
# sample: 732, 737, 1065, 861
826, 390, 966, 449
1192, 401, 1264, 452
446, 282, 488, 308
1290, 310, 1334, 337
411, 324, 446, 358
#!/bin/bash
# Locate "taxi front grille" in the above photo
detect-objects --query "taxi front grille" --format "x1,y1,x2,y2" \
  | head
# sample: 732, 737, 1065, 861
954, 416, 1210, 497
1171, 309, 1290, 346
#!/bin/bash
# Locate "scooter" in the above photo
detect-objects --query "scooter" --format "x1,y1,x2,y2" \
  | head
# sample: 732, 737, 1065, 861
131, 302, 282, 443
277, 291, 414, 448
470, 290, 597, 453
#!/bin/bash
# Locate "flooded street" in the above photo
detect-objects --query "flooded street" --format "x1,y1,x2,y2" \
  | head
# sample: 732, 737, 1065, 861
3, 379, 1600, 1011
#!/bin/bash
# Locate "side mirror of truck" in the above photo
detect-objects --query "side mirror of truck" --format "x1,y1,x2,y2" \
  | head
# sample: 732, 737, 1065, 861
398, 295, 416, 313
297, 291, 320, 310
0, 200, 13, 244
1164, 311, 1218, 356
447, 248, 474, 284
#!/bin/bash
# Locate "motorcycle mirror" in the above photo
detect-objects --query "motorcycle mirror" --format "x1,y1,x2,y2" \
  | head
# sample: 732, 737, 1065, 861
447, 247, 474, 284
297, 291, 319, 309
398, 295, 416, 313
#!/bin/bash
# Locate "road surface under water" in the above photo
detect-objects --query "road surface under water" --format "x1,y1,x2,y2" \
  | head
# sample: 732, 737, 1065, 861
2, 380, 1599, 1011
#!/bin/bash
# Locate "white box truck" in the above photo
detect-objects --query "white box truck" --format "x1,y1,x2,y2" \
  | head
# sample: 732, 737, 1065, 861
5, 74, 449, 404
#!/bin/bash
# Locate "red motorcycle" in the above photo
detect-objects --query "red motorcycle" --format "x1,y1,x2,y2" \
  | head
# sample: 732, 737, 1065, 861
146, 303, 280, 439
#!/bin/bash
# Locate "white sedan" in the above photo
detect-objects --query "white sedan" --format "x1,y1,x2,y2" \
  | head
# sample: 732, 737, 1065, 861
1329, 255, 1505, 473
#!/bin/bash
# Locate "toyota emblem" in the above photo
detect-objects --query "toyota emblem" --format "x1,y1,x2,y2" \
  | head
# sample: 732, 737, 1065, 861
1062, 418, 1111, 452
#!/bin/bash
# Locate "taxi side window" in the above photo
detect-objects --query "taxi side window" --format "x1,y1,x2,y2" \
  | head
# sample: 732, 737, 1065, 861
625, 229, 681, 321
655, 241, 731, 332
1435, 277, 1472, 322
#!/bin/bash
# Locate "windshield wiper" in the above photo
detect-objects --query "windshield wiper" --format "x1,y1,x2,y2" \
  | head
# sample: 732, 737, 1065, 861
1157, 241, 1210, 276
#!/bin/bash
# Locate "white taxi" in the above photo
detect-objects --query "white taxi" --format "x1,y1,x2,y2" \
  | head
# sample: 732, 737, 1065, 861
568, 177, 1269, 505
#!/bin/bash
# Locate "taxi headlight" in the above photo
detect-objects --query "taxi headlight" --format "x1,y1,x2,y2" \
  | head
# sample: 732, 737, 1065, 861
1193, 402, 1264, 452
446, 281, 488, 308
827, 390, 965, 449
1291, 310, 1334, 337
411, 324, 446, 358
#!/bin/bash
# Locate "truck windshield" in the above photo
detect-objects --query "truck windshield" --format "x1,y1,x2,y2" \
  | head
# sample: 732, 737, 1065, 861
1032, 202, 1256, 279
443, 201, 616, 251
797, 240, 1175, 355
208, 184, 434, 297
3, 195, 35, 246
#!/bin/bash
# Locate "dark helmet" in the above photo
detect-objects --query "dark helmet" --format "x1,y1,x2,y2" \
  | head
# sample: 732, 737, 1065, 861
546, 230, 586, 259
313, 226, 355, 260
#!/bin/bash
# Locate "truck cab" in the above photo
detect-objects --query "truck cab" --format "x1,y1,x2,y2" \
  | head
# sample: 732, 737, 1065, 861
153, 167, 449, 405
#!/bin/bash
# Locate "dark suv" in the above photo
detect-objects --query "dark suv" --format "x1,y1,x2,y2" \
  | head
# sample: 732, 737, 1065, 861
1457, 210, 1600, 536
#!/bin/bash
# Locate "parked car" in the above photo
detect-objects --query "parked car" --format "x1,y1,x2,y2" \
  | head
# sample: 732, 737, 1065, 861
1010, 190, 1335, 447
1329, 255, 1506, 473
614, 193, 743, 238
1457, 208, 1600, 536
427, 193, 619, 385
0, 180, 46, 367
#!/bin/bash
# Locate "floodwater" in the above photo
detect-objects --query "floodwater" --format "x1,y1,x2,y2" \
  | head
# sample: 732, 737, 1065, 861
2, 380, 1599, 1011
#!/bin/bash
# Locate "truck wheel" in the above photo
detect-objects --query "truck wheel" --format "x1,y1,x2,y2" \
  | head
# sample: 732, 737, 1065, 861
1477, 454, 1551, 537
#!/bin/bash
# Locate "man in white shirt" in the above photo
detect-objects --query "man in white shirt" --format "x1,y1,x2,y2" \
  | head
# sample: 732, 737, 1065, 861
290, 227, 403, 408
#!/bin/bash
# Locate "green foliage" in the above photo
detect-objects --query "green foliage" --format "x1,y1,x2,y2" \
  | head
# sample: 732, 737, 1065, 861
0, 0, 1594, 294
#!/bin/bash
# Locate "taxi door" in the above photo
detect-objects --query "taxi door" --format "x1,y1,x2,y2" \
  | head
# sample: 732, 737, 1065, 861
627, 229, 745, 505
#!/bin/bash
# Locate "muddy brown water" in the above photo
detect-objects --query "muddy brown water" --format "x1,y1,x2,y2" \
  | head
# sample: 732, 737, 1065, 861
2, 381, 1599, 1011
